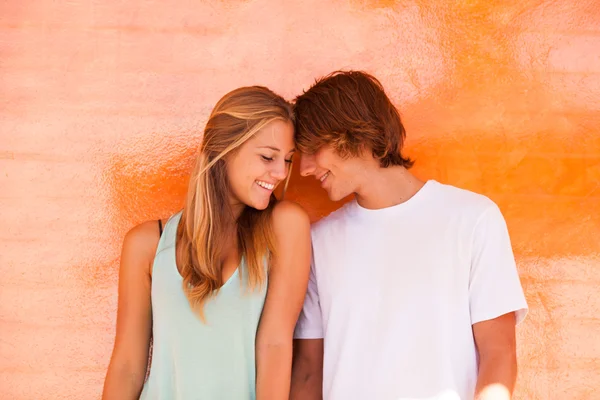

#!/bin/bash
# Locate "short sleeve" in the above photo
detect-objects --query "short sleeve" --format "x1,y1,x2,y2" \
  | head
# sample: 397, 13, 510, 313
294, 251, 324, 339
469, 203, 528, 325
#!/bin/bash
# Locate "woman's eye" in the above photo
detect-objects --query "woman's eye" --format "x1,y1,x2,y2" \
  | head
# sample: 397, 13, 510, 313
284, 159, 293, 164
261, 155, 274, 162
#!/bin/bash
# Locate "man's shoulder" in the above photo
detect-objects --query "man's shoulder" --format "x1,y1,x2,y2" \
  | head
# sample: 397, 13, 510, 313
310, 200, 355, 238
430, 180, 498, 216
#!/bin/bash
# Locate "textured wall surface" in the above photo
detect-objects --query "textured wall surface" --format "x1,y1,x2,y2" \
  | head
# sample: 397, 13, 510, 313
1, 1, 599, 398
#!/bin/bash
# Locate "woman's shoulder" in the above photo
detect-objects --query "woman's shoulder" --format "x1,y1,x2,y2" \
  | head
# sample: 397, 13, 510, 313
271, 200, 310, 234
121, 219, 165, 271
272, 200, 309, 220
124, 219, 163, 243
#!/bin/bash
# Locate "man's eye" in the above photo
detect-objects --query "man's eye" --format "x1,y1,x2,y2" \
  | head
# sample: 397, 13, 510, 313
284, 159, 293, 164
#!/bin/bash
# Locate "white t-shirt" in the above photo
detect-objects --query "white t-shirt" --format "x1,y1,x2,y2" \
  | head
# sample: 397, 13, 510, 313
294, 180, 528, 400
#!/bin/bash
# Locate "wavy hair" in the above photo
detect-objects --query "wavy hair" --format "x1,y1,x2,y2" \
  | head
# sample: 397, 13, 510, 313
177, 86, 294, 320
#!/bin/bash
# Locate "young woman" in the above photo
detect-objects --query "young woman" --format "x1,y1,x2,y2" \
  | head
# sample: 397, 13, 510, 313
102, 86, 311, 399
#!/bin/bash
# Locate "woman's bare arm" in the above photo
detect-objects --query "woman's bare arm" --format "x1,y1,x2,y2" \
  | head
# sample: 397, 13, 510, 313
255, 201, 311, 400
102, 221, 160, 400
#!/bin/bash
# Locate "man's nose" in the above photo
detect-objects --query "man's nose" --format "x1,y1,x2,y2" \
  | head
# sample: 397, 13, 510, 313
299, 154, 317, 177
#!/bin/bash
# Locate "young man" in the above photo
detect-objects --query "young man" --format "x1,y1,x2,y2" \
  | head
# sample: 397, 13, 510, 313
290, 71, 528, 400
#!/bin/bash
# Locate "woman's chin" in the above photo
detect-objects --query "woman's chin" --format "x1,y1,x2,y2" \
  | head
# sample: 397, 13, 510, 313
252, 201, 270, 211
241, 197, 270, 211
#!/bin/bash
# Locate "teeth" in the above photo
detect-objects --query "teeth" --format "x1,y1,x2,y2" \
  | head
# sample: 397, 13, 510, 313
256, 180, 275, 190
320, 172, 329, 182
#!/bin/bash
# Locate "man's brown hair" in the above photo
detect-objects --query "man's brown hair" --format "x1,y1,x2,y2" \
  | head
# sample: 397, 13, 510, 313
294, 70, 414, 168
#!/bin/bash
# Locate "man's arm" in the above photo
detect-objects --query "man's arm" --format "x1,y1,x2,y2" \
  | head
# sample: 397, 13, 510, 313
290, 339, 324, 400
468, 203, 528, 399
289, 220, 324, 399
473, 312, 518, 400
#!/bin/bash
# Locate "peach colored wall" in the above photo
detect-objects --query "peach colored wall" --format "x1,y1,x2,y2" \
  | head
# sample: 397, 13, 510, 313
1, 1, 599, 398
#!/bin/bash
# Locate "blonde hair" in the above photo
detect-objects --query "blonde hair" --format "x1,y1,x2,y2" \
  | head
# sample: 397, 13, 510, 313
177, 86, 294, 320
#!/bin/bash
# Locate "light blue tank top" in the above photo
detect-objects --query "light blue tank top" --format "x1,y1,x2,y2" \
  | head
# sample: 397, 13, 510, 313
140, 211, 268, 400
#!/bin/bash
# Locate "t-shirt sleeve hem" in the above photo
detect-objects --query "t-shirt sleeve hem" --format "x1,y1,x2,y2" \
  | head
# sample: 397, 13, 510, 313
471, 304, 528, 326
293, 329, 324, 340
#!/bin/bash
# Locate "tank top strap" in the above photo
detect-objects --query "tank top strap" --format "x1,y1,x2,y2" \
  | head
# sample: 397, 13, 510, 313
155, 211, 182, 255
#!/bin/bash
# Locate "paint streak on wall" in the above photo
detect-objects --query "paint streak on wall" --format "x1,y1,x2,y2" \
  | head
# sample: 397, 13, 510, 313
1, 1, 599, 398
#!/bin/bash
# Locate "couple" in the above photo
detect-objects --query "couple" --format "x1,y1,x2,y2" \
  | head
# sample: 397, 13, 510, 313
103, 71, 528, 400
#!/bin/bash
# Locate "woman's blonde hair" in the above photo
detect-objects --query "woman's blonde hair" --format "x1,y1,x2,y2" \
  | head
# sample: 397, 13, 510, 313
177, 86, 294, 320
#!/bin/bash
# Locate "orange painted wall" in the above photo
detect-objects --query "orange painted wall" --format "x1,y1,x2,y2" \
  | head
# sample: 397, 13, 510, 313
1, 1, 599, 398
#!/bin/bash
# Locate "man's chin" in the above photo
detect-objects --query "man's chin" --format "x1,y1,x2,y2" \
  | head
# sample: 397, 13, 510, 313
328, 189, 354, 203
326, 189, 343, 202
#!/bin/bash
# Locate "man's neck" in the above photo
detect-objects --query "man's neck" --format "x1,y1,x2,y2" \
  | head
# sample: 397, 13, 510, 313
354, 166, 426, 210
